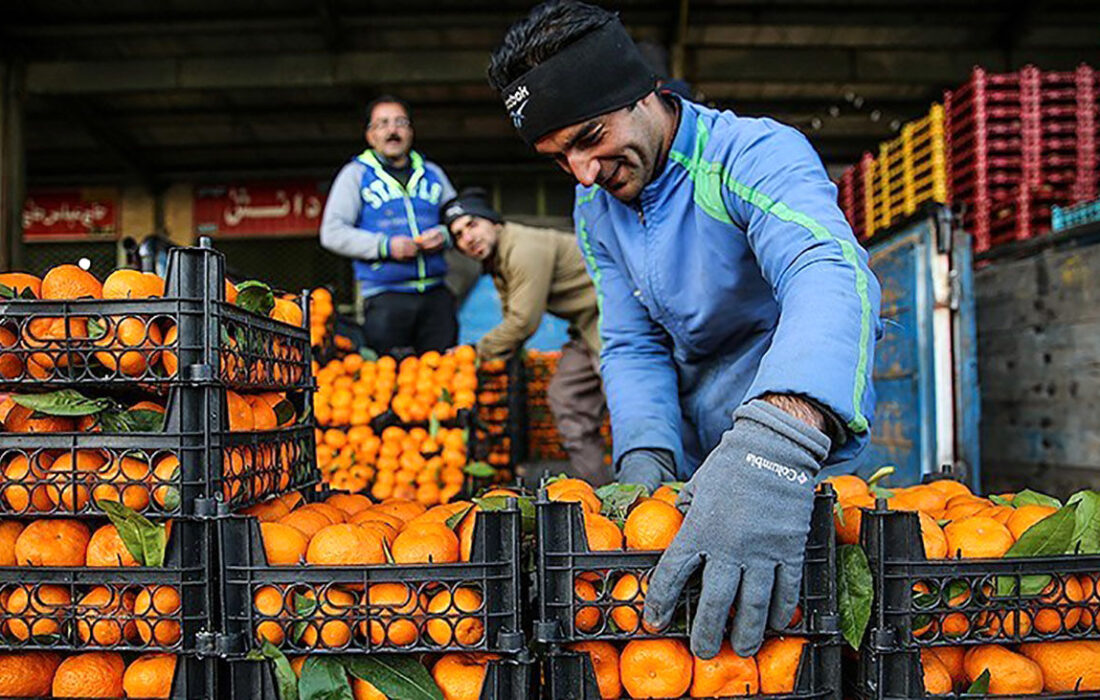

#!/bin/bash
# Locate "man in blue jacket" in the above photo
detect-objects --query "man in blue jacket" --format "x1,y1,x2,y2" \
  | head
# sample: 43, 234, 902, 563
320, 95, 457, 355
489, 2, 881, 660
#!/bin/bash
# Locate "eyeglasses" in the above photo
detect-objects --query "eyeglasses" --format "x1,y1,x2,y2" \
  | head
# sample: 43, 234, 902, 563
369, 117, 411, 131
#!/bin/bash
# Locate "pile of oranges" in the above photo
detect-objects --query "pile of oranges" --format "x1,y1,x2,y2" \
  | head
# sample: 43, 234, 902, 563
919, 641, 1100, 695
524, 350, 612, 464
0, 265, 305, 384
566, 636, 809, 698
316, 424, 468, 504
313, 346, 478, 429
244, 490, 518, 652
0, 518, 182, 648
306, 287, 353, 354
0, 650, 178, 698
474, 359, 513, 469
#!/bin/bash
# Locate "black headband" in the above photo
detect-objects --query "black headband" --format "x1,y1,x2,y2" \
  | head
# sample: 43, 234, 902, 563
442, 189, 503, 228
500, 18, 657, 145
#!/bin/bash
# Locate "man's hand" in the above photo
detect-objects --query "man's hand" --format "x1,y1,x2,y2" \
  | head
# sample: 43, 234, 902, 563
415, 226, 446, 253
617, 448, 676, 492
388, 236, 419, 260
642, 399, 830, 659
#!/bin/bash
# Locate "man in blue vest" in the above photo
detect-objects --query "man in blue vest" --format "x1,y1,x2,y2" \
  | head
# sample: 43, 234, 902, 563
320, 95, 457, 355
489, 2, 882, 660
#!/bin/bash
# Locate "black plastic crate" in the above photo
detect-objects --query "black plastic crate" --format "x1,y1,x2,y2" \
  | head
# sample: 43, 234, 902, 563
545, 638, 841, 700
0, 387, 318, 518
216, 501, 524, 657
535, 489, 838, 643
860, 505, 1100, 650
224, 651, 533, 700
0, 652, 216, 700
0, 519, 212, 654
0, 239, 311, 391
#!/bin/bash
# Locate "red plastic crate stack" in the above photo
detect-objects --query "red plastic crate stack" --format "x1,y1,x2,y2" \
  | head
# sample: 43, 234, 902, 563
946, 64, 1098, 252
838, 158, 867, 239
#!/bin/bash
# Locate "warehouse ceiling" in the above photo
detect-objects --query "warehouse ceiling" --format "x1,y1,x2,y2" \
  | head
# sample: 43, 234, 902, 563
5, 0, 1100, 188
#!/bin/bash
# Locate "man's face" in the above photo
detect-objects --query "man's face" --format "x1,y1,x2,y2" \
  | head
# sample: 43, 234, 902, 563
534, 93, 667, 203
450, 215, 500, 262
366, 102, 413, 160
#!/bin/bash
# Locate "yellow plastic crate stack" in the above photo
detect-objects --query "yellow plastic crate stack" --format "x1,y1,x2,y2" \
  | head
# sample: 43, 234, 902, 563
858, 104, 948, 239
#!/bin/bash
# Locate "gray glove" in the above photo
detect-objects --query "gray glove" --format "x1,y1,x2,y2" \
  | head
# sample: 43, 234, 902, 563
616, 448, 676, 492
642, 399, 830, 659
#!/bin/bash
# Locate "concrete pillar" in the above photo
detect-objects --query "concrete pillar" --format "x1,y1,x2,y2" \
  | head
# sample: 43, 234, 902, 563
0, 60, 27, 270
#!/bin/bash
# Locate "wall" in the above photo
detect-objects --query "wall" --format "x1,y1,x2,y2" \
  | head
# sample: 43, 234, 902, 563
976, 236, 1100, 496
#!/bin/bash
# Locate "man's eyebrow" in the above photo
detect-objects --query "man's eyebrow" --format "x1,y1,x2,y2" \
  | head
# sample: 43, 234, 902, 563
564, 120, 600, 150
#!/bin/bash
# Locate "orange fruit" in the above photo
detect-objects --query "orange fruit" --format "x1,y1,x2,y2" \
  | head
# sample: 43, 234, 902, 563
6, 584, 71, 639
93, 316, 165, 377
51, 652, 124, 698
651, 484, 679, 506
888, 485, 948, 515
260, 522, 309, 565
619, 638, 693, 699
306, 524, 386, 566
86, 524, 140, 567
944, 517, 1015, 559
569, 641, 621, 699
1, 453, 53, 513
92, 455, 152, 512
102, 269, 164, 299
691, 641, 759, 696
0, 521, 25, 565
253, 585, 289, 645
392, 523, 460, 564
299, 587, 355, 649
610, 573, 651, 634
76, 586, 137, 645
122, 653, 177, 699
161, 324, 179, 376
41, 264, 102, 299
45, 449, 110, 512
572, 578, 601, 633
0, 651, 60, 696
834, 504, 863, 545
0, 326, 22, 380
353, 677, 387, 700
247, 395, 279, 431
1019, 640, 1100, 692
549, 487, 602, 514
824, 474, 870, 504
546, 478, 595, 500
325, 493, 372, 517
1006, 505, 1059, 540
432, 653, 496, 700
1032, 576, 1085, 633
623, 498, 683, 550
963, 644, 1043, 695
757, 636, 808, 694
921, 648, 953, 694
0, 272, 42, 298
929, 646, 966, 688
225, 391, 255, 432
134, 585, 182, 645
426, 587, 485, 646
150, 455, 181, 512
270, 298, 304, 327
583, 512, 623, 551
372, 499, 427, 524
278, 509, 333, 539
15, 518, 91, 566
363, 583, 421, 647
918, 511, 948, 559
926, 479, 972, 500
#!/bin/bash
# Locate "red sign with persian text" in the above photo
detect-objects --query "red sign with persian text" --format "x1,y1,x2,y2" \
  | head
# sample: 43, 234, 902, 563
22, 190, 119, 241
193, 181, 326, 238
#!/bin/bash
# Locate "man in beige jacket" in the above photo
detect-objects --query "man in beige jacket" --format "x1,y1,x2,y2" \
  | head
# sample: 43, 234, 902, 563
442, 188, 609, 484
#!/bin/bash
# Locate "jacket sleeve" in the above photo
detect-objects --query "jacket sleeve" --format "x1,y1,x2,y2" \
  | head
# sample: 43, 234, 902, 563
476, 237, 554, 361
575, 202, 685, 470
320, 162, 390, 260
718, 124, 882, 463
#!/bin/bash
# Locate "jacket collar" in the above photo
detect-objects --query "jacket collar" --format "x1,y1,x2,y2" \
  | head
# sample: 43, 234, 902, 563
357, 149, 425, 193
642, 95, 696, 200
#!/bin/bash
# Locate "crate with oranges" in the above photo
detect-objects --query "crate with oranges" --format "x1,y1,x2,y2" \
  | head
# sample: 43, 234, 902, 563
227, 648, 533, 700
0, 241, 310, 391
474, 356, 526, 471
534, 478, 838, 644
831, 469, 1100, 698
217, 489, 525, 659
0, 650, 213, 699
0, 508, 211, 655
546, 634, 840, 699
316, 422, 473, 505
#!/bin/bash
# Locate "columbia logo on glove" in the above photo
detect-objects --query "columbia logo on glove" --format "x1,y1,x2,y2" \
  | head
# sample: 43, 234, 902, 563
746, 452, 808, 484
